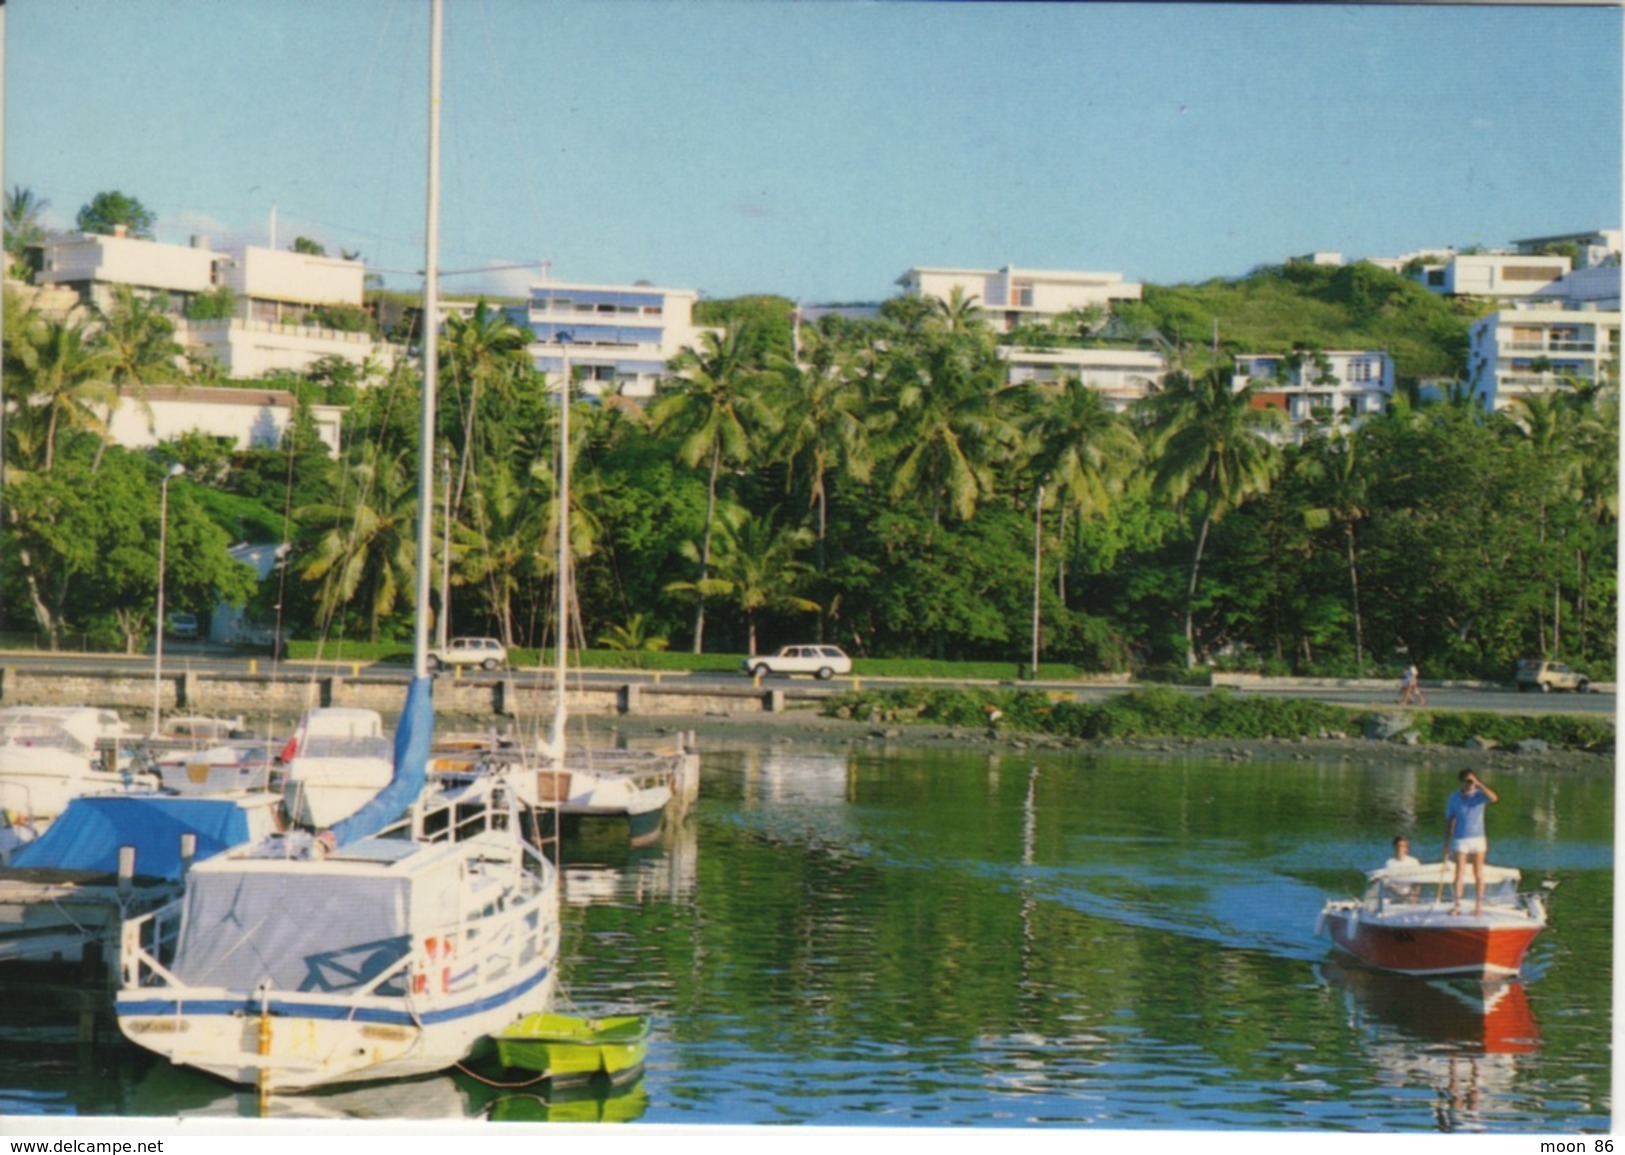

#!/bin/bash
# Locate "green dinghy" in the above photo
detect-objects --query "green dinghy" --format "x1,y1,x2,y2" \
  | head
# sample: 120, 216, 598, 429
493, 1012, 649, 1086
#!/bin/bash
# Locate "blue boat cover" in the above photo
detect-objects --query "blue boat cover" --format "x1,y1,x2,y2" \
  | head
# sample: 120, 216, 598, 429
11, 794, 257, 879
327, 675, 433, 847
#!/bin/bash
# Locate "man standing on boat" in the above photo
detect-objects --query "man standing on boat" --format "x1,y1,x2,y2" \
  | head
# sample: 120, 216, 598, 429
1443, 769, 1499, 916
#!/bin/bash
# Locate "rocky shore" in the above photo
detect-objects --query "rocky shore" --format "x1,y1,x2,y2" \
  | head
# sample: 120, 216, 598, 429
589, 705, 1616, 776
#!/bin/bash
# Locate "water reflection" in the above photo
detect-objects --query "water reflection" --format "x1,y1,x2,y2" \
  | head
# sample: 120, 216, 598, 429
1318, 960, 1541, 1131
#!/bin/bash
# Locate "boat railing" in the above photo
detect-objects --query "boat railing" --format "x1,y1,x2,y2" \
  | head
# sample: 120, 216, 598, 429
121, 899, 186, 990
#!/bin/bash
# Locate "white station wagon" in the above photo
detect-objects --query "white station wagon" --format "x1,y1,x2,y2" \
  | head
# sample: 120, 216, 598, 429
743, 645, 852, 680
428, 636, 508, 671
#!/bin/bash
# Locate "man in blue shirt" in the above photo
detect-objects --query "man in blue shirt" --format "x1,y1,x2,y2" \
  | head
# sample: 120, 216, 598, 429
1443, 769, 1500, 916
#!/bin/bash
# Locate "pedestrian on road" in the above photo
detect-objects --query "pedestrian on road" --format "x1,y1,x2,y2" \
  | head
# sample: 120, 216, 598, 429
1398, 663, 1426, 706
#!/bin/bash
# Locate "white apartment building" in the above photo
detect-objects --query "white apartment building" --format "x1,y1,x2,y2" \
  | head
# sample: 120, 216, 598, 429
104, 386, 344, 457
34, 228, 216, 313
1002, 346, 1166, 411
1232, 350, 1396, 442
1412, 251, 1572, 298
516, 279, 716, 400
29, 232, 398, 380
1467, 302, 1620, 411
1511, 229, 1622, 270
895, 266, 1143, 333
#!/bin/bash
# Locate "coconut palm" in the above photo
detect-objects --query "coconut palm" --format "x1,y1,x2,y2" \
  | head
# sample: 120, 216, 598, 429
879, 332, 1017, 524
1020, 376, 1141, 602
767, 327, 872, 634
649, 325, 778, 652
1137, 367, 1283, 667
297, 442, 420, 643
5, 312, 113, 472
667, 508, 818, 656
4, 186, 50, 277
1296, 432, 1371, 674
92, 286, 182, 469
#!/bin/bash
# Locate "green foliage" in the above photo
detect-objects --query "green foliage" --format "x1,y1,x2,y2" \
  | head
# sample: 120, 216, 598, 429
185, 285, 237, 321
75, 190, 156, 238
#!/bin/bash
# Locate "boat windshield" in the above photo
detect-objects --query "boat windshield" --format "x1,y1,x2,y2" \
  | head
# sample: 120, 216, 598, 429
1363, 862, 1523, 909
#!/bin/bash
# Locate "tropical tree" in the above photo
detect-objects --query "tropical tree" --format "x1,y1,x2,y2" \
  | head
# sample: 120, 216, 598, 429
296, 442, 420, 643
1137, 368, 1282, 666
91, 286, 183, 469
1295, 432, 1371, 674
648, 325, 778, 652
767, 327, 872, 635
5, 312, 113, 472
667, 509, 818, 655
878, 331, 1017, 524
4, 186, 50, 276
75, 190, 156, 238
1020, 377, 1141, 603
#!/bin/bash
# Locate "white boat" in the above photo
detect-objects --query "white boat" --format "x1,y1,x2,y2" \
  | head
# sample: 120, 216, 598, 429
0, 788, 283, 971
500, 334, 697, 848
114, 0, 561, 1093
279, 707, 393, 826
115, 723, 560, 1091
1316, 861, 1549, 979
0, 706, 152, 825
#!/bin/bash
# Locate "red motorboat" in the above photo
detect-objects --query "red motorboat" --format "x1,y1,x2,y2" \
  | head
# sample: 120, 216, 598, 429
1317, 862, 1550, 979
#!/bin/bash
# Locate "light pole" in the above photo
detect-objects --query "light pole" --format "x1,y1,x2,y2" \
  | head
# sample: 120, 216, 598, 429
152, 462, 186, 737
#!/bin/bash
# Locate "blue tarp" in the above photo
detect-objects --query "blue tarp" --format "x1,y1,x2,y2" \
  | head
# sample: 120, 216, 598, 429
10, 794, 257, 879
327, 676, 433, 847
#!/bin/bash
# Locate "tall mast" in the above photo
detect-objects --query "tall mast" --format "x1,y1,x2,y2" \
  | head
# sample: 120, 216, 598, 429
549, 338, 571, 756
415, 0, 443, 680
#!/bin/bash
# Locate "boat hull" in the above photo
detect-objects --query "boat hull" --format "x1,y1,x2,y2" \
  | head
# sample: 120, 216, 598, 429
118, 964, 557, 1092
494, 1012, 648, 1086
1321, 906, 1542, 979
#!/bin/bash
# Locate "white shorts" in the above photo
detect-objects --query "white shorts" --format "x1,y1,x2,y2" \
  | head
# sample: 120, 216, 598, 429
1452, 836, 1487, 855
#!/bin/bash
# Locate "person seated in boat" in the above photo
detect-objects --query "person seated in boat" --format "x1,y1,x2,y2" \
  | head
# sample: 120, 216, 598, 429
1443, 769, 1500, 917
1382, 835, 1420, 902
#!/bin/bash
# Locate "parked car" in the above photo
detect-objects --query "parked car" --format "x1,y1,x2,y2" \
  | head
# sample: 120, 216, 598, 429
1515, 658, 1590, 693
742, 645, 852, 680
166, 612, 199, 640
429, 636, 508, 671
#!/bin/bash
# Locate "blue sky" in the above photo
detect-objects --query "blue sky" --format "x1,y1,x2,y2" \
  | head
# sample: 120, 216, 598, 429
7, 1, 1621, 303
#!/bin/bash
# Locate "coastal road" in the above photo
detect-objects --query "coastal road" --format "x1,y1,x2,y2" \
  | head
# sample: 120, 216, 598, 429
2, 650, 1614, 718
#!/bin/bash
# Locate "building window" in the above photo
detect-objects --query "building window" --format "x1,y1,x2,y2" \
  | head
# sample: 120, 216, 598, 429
1012, 282, 1034, 307
1502, 265, 1564, 282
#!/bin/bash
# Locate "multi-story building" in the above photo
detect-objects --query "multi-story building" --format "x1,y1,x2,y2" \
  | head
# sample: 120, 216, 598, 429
1002, 346, 1166, 411
515, 279, 716, 399
1467, 302, 1620, 411
29, 231, 398, 380
1232, 350, 1396, 441
1411, 251, 1572, 299
1511, 229, 1622, 270
895, 265, 1142, 334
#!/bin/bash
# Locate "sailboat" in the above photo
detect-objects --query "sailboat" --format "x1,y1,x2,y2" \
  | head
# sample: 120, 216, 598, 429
515, 339, 697, 848
113, 0, 561, 1093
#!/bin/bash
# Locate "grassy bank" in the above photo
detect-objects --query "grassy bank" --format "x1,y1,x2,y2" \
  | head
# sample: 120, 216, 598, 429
822, 685, 1614, 754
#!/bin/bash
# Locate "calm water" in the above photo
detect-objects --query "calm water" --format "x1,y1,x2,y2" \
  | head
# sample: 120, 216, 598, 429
0, 739, 1612, 1132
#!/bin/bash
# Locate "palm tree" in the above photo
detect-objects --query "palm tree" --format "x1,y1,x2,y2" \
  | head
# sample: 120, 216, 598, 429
1137, 367, 1282, 667
648, 325, 778, 652
1296, 432, 1371, 674
6, 312, 113, 472
767, 327, 872, 636
1020, 376, 1141, 602
929, 285, 986, 336
667, 509, 818, 656
4, 186, 50, 276
92, 286, 182, 470
879, 332, 1017, 524
297, 442, 420, 643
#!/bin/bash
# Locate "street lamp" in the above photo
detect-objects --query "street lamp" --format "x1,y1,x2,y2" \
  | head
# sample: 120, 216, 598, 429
152, 462, 186, 737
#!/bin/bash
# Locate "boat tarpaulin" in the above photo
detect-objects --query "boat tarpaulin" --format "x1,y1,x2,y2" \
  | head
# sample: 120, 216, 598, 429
327, 676, 433, 847
10, 794, 257, 879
